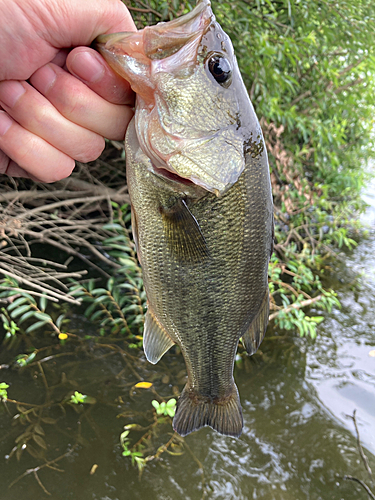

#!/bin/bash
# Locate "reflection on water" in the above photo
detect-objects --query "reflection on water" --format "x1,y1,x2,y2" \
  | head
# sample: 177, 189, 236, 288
0, 182, 375, 499
306, 176, 375, 456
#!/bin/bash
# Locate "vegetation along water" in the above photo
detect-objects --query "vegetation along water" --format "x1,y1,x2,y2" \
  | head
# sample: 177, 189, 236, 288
0, 0, 375, 498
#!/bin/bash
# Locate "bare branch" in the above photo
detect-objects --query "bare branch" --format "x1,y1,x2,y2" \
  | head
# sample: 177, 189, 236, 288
343, 476, 375, 500
269, 295, 323, 321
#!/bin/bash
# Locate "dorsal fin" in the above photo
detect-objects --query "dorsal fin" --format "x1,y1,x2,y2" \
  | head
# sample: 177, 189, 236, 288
160, 198, 210, 263
143, 310, 175, 364
241, 290, 269, 355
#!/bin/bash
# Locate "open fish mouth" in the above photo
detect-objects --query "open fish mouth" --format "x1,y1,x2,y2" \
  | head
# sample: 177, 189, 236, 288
151, 165, 196, 187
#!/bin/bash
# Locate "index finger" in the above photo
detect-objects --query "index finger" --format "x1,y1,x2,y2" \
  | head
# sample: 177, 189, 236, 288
66, 47, 134, 106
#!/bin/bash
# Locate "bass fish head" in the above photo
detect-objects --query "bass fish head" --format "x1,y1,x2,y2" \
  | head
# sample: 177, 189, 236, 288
95, 0, 261, 195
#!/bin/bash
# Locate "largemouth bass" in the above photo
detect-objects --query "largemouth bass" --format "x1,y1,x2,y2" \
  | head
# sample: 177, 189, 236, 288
95, 0, 273, 438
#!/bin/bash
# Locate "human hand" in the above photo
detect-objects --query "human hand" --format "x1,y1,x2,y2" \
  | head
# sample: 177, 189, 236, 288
0, 0, 136, 182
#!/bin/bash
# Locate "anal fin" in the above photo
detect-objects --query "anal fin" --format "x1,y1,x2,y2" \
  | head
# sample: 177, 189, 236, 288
143, 310, 175, 364
241, 290, 270, 355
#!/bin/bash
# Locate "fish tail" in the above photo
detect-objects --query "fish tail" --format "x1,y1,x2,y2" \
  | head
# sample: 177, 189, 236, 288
172, 384, 243, 438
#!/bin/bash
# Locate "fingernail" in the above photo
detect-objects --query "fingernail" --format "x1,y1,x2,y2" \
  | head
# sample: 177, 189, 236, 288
0, 111, 13, 136
32, 64, 57, 95
0, 81, 26, 108
70, 52, 105, 83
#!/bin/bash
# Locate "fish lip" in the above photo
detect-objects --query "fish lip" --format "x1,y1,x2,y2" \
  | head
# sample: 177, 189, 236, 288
152, 165, 222, 197
151, 165, 195, 187
94, 0, 213, 57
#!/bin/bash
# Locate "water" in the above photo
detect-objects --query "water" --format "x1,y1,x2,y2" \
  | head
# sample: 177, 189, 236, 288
0, 187, 374, 499
306, 178, 375, 457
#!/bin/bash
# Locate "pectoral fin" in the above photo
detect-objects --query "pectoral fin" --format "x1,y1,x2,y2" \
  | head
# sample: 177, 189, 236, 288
161, 199, 209, 263
241, 290, 270, 355
143, 310, 175, 364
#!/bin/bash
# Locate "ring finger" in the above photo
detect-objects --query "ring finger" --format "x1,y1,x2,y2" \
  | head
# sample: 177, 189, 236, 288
0, 79, 105, 163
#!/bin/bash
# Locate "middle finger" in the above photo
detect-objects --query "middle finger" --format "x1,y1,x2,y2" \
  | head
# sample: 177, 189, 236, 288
0, 79, 105, 163
30, 63, 134, 141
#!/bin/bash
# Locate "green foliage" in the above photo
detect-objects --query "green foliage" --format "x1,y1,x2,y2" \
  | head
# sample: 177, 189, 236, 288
70, 391, 88, 404
125, 0, 375, 337
69, 203, 146, 340
1, 307, 19, 339
69, 391, 96, 405
0, 204, 145, 348
152, 398, 177, 418
0, 277, 69, 343
119, 398, 181, 473
211, 0, 374, 335
0, 382, 9, 401
120, 429, 145, 471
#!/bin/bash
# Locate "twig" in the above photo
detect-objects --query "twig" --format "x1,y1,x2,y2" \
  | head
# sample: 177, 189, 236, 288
290, 90, 312, 107
33, 470, 51, 495
0, 268, 80, 304
0, 286, 59, 302
8, 445, 78, 492
16, 196, 127, 221
348, 410, 373, 482
343, 476, 375, 500
127, 5, 162, 16
269, 294, 323, 321
0, 189, 125, 203
136, 0, 163, 18
183, 439, 207, 498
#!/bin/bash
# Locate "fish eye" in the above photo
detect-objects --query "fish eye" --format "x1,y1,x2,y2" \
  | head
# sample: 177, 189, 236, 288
207, 55, 232, 85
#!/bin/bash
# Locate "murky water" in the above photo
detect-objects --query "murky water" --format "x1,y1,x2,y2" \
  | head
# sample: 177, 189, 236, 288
1, 185, 374, 499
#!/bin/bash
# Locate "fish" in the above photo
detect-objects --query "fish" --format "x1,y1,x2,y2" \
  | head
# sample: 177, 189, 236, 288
95, 0, 273, 438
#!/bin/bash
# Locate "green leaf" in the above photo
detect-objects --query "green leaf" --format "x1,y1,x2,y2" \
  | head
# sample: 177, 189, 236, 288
7, 297, 30, 311
25, 320, 49, 334
39, 295, 47, 312
151, 400, 160, 410
33, 312, 52, 322
18, 310, 39, 324
10, 304, 31, 318
55, 314, 65, 329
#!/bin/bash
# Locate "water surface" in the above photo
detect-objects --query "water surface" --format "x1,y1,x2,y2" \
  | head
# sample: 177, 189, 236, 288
0, 186, 374, 500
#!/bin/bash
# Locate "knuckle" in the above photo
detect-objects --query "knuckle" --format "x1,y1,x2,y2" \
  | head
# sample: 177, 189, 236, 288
74, 137, 105, 163
53, 80, 87, 118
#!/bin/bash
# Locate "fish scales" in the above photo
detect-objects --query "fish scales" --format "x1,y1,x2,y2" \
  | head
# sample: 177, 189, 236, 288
96, 0, 273, 437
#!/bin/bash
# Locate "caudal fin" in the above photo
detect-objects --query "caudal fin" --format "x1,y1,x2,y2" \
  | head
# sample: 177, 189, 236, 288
172, 384, 243, 438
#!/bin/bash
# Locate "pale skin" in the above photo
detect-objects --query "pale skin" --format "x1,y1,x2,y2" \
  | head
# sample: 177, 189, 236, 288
0, 0, 136, 182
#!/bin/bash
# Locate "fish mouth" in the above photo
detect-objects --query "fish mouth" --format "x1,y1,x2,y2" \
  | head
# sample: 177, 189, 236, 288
94, 0, 238, 196
152, 165, 195, 187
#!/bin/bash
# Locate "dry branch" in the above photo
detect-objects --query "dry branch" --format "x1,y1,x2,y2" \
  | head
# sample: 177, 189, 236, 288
269, 295, 323, 321
0, 163, 131, 302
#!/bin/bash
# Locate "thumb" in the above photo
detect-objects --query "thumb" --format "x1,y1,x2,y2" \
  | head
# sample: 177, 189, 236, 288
46, 0, 136, 47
